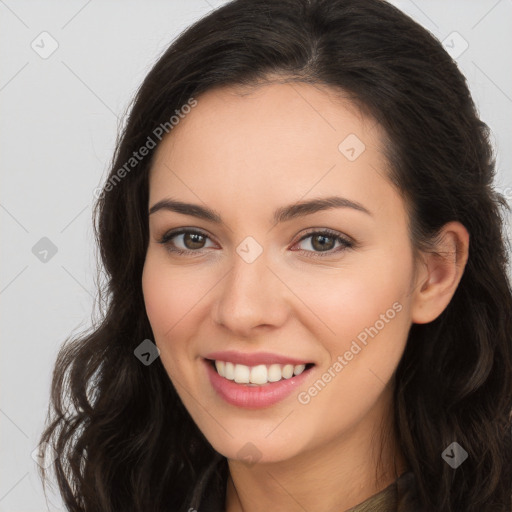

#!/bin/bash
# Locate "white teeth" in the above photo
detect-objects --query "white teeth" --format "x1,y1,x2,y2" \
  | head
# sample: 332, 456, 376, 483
234, 364, 250, 383
215, 360, 225, 375
282, 364, 294, 379
224, 361, 235, 380
250, 365, 268, 385
293, 364, 306, 376
213, 360, 309, 384
267, 364, 282, 382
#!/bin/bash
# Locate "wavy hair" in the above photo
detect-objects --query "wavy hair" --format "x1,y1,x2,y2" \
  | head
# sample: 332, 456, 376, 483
38, 0, 512, 510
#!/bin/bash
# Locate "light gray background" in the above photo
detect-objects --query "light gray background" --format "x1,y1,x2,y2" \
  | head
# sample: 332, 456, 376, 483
1, 1, 511, 510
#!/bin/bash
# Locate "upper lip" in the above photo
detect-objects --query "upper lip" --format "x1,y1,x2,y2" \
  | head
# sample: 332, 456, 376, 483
204, 350, 312, 366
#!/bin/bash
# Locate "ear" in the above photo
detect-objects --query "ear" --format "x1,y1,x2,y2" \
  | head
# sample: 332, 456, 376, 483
411, 221, 469, 324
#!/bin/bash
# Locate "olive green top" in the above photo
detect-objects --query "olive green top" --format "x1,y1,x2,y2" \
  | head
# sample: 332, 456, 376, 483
189, 456, 423, 511
345, 470, 419, 511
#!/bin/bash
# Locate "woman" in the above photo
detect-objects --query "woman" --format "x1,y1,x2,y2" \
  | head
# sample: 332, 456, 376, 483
38, 0, 512, 511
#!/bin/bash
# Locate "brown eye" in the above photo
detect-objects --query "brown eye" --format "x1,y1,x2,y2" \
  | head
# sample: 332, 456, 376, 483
182, 232, 207, 250
294, 230, 353, 257
310, 234, 336, 251
158, 229, 216, 255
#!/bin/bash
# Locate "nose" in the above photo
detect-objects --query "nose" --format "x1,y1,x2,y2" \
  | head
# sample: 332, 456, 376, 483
212, 247, 290, 338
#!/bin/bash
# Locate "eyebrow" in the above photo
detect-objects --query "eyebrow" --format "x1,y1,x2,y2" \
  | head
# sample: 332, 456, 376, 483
148, 195, 372, 224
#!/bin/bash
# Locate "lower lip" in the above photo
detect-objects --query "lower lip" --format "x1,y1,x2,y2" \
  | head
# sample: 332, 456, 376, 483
204, 359, 312, 409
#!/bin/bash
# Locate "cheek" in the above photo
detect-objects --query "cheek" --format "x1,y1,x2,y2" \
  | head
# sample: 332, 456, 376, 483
291, 254, 412, 346
142, 254, 203, 339
289, 248, 414, 418
141, 255, 198, 378
293, 285, 411, 445
141, 252, 223, 383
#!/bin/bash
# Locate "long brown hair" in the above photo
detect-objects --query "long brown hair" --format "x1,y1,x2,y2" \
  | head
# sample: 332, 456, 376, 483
38, 0, 512, 510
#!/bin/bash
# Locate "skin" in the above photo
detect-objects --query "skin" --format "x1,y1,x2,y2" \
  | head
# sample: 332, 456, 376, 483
142, 81, 469, 512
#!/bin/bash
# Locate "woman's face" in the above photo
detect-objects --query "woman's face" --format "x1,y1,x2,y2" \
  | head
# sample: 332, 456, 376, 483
142, 82, 417, 464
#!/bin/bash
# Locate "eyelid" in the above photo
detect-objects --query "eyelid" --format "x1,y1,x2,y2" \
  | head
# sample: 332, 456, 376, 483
293, 227, 354, 246
157, 227, 354, 257
290, 228, 354, 257
158, 227, 217, 253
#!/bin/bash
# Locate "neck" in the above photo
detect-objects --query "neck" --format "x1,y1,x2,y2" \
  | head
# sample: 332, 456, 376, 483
225, 388, 407, 512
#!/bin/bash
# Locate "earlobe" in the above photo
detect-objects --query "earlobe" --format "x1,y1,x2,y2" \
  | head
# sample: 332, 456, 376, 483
411, 222, 469, 324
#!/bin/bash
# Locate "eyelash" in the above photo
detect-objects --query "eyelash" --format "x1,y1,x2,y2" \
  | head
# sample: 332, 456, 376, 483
157, 228, 354, 258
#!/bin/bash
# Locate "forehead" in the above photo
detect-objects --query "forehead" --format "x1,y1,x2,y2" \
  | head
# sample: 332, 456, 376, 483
154, 80, 382, 162
148, 82, 398, 223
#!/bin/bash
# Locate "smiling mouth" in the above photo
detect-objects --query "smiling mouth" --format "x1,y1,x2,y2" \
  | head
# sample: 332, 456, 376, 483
206, 359, 315, 386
